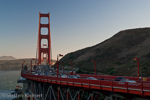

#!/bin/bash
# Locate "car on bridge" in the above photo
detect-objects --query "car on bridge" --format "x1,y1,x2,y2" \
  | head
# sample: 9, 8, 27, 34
68, 75, 77, 79
120, 79, 136, 83
86, 77, 97, 80
74, 75, 80, 78
61, 74, 68, 78
114, 77, 126, 81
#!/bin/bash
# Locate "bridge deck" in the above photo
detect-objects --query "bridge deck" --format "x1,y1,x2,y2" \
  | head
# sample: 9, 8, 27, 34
21, 73, 150, 97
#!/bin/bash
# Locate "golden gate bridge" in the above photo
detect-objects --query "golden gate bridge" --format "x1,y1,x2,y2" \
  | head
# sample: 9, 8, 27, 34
20, 12, 150, 100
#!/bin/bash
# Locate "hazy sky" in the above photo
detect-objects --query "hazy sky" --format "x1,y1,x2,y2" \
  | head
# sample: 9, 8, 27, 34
0, 0, 150, 59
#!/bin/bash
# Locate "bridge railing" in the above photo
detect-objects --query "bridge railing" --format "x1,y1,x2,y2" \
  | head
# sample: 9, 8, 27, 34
21, 73, 150, 96
143, 83, 150, 90
113, 81, 126, 88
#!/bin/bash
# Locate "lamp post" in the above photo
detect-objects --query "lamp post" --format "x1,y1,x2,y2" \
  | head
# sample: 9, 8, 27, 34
61, 63, 64, 74
22, 61, 26, 71
134, 58, 140, 78
57, 54, 63, 77
31, 58, 35, 72
69, 62, 73, 72
92, 60, 96, 75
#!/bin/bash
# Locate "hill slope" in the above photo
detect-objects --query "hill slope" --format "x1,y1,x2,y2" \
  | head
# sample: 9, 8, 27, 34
59, 28, 150, 77
0, 56, 16, 60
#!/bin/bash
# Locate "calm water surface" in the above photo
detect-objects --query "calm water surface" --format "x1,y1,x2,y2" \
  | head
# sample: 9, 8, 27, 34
0, 71, 22, 100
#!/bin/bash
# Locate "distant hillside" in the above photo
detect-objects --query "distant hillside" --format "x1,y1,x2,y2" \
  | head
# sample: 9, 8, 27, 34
0, 58, 56, 71
0, 56, 16, 60
59, 28, 150, 77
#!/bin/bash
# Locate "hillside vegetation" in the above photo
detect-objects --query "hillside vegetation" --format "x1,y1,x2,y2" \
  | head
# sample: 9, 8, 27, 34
59, 28, 150, 77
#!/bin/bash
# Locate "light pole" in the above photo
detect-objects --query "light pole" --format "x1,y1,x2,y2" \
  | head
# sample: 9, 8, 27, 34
134, 58, 140, 78
57, 54, 63, 77
61, 63, 64, 74
31, 58, 35, 72
22, 61, 26, 71
69, 62, 73, 72
92, 60, 96, 75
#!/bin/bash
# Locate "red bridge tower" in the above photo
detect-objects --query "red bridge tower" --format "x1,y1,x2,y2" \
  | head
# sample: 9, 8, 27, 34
37, 12, 51, 64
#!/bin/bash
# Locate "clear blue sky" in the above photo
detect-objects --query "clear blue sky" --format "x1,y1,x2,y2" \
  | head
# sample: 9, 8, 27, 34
0, 0, 150, 59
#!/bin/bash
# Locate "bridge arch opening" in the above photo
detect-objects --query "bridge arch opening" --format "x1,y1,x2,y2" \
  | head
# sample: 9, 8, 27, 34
40, 17, 48, 24
41, 39, 48, 48
41, 28, 48, 35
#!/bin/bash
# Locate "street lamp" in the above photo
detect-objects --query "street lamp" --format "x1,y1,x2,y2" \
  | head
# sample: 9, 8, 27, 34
69, 62, 73, 72
92, 60, 96, 75
134, 58, 140, 78
22, 61, 26, 71
57, 54, 63, 77
61, 63, 64, 74
31, 58, 35, 72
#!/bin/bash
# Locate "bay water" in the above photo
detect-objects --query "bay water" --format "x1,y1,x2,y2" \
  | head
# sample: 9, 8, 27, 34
0, 71, 22, 100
